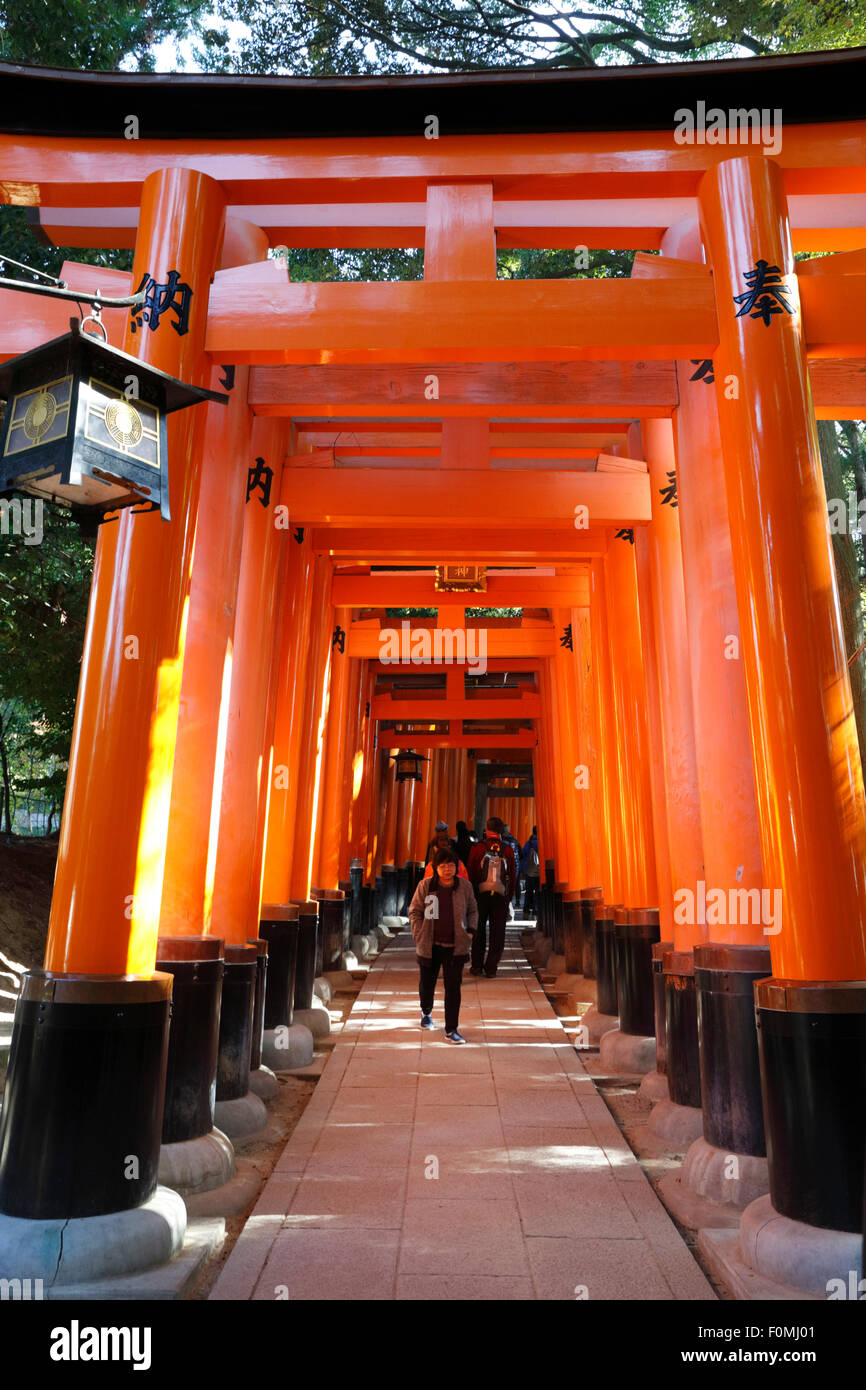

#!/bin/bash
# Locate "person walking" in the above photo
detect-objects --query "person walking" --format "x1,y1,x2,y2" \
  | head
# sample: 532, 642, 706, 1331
455, 819, 476, 869
520, 825, 541, 917
500, 822, 522, 920
409, 847, 477, 1043
466, 819, 517, 978
424, 820, 456, 865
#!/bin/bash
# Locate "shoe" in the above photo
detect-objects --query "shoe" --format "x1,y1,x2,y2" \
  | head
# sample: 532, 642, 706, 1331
484, 972, 497, 979
469, 967, 483, 976
420, 1014, 434, 1029
445, 1030, 466, 1044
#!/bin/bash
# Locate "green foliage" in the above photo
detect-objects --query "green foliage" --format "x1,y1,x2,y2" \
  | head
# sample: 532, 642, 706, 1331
197, 0, 866, 77
0, 0, 213, 71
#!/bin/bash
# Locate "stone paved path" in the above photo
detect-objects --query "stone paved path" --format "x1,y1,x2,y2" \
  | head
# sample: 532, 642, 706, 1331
210, 926, 715, 1301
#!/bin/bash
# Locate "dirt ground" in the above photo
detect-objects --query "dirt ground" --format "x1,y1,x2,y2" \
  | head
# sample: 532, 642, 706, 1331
0, 835, 55, 972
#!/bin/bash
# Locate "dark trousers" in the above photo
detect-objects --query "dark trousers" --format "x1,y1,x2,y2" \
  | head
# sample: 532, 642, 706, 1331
471, 892, 507, 976
523, 876, 539, 914
418, 946, 468, 1033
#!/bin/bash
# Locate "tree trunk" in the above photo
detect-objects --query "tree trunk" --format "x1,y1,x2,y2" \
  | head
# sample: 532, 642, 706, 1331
818, 420, 866, 762
0, 710, 13, 839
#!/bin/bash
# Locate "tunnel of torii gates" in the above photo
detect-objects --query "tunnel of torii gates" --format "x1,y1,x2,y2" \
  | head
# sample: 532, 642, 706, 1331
0, 47, 865, 1293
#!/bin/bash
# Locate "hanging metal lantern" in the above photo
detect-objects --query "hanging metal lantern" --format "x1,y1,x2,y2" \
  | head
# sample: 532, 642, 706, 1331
0, 318, 227, 524
391, 748, 429, 783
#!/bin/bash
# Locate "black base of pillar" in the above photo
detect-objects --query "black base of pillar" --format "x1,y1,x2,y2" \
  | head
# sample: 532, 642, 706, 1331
579, 887, 603, 979
360, 883, 372, 934
396, 862, 410, 915
313, 891, 345, 972
260, 910, 300, 1031
338, 879, 352, 951
382, 864, 398, 918
757, 979, 866, 1232
216, 946, 257, 1102
291, 901, 320, 1012
562, 893, 583, 974
405, 860, 423, 913
247, 938, 267, 1072
663, 951, 702, 1109
652, 940, 673, 1074
350, 860, 363, 938
0, 972, 172, 1219
595, 908, 618, 1017
156, 936, 224, 1145
695, 942, 771, 1157
618, 909, 660, 1037
552, 884, 567, 956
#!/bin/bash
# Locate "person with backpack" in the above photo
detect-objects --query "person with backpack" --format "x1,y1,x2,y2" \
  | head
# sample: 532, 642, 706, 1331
466, 818, 517, 978
521, 825, 541, 917
500, 822, 523, 919
408, 847, 478, 1044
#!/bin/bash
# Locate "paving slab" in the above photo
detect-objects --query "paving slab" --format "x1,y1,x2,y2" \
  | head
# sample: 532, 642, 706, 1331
211, 926, 716, 1302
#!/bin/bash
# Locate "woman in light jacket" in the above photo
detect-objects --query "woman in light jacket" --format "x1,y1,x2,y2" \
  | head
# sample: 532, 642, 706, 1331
408, 847, 478, 1044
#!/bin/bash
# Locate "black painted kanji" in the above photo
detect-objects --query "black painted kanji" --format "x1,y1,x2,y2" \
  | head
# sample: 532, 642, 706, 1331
333, 624, 346, 653
130, 269, 193, 335
559, 623, 574, 651
689, 359, 714, 385
246, 456, 273, 508
615, 528, 635, 544
733, 259, 794, 327
660, 469, 678, 508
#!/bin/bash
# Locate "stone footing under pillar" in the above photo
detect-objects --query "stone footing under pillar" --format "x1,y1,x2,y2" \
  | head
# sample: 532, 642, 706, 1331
324, 968, 359, 992
213, 1091, 269, 1142
313, 977, 333, 1004
158, 1127, 235, 1197
350, 933, 371, 958
698, 1194, 863, 1300
248, 1065, 279, 1100
647, 1097, 704, 1146
639, 1069, 669, 1103
598, 1025, 656, 1074
0, 1185, 186, 1284
528, 935, 553, 968
581, 1006, 619, 1045
261, 1024, 315, 1070
293, 999, 331, 1039
657, 1137, 769, 1234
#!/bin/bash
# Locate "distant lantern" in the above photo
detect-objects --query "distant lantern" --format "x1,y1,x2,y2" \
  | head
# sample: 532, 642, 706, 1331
0, 319, 226, 525
392, 749, 429, 783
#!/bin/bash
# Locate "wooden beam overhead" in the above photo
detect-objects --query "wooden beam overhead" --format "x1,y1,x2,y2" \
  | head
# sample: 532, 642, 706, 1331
207, 274, 717, 365
349, 624, 557, 658
310, 527, 610, 560
284, 468, 650, 528
331, 574, 589, 606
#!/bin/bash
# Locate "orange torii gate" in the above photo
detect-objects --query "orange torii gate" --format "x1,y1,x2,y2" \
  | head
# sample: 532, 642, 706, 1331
0, 51, 865, 1299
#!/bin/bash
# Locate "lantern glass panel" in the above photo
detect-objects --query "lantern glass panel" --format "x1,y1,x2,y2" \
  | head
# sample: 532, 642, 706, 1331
83, 378, 160, 472
4, 375, 73, 458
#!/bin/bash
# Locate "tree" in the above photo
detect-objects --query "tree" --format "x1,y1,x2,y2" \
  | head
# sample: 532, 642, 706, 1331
197, 0, 866, 77
0, 0, 213, 71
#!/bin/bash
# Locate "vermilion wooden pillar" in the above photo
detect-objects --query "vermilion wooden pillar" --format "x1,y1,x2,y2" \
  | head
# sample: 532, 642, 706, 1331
640, 418, 704, 944
209, 420, 290, 947
633, 531, 675, 942
46, 168, 226, 975
378, 748, 399, 872
574, 606, 603, 888
316, 607, 355, 889
604, 536, 656, 910
588, 559, 621, 905
289, 557, 333, 901
0, 169, 226, 1231
409, 749, 433, 862
260, 529, 316, 903
661, 223, 770, 1163
161, 218, 267, 941
700, 155, 866, 1237
551, 605, 588, 887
